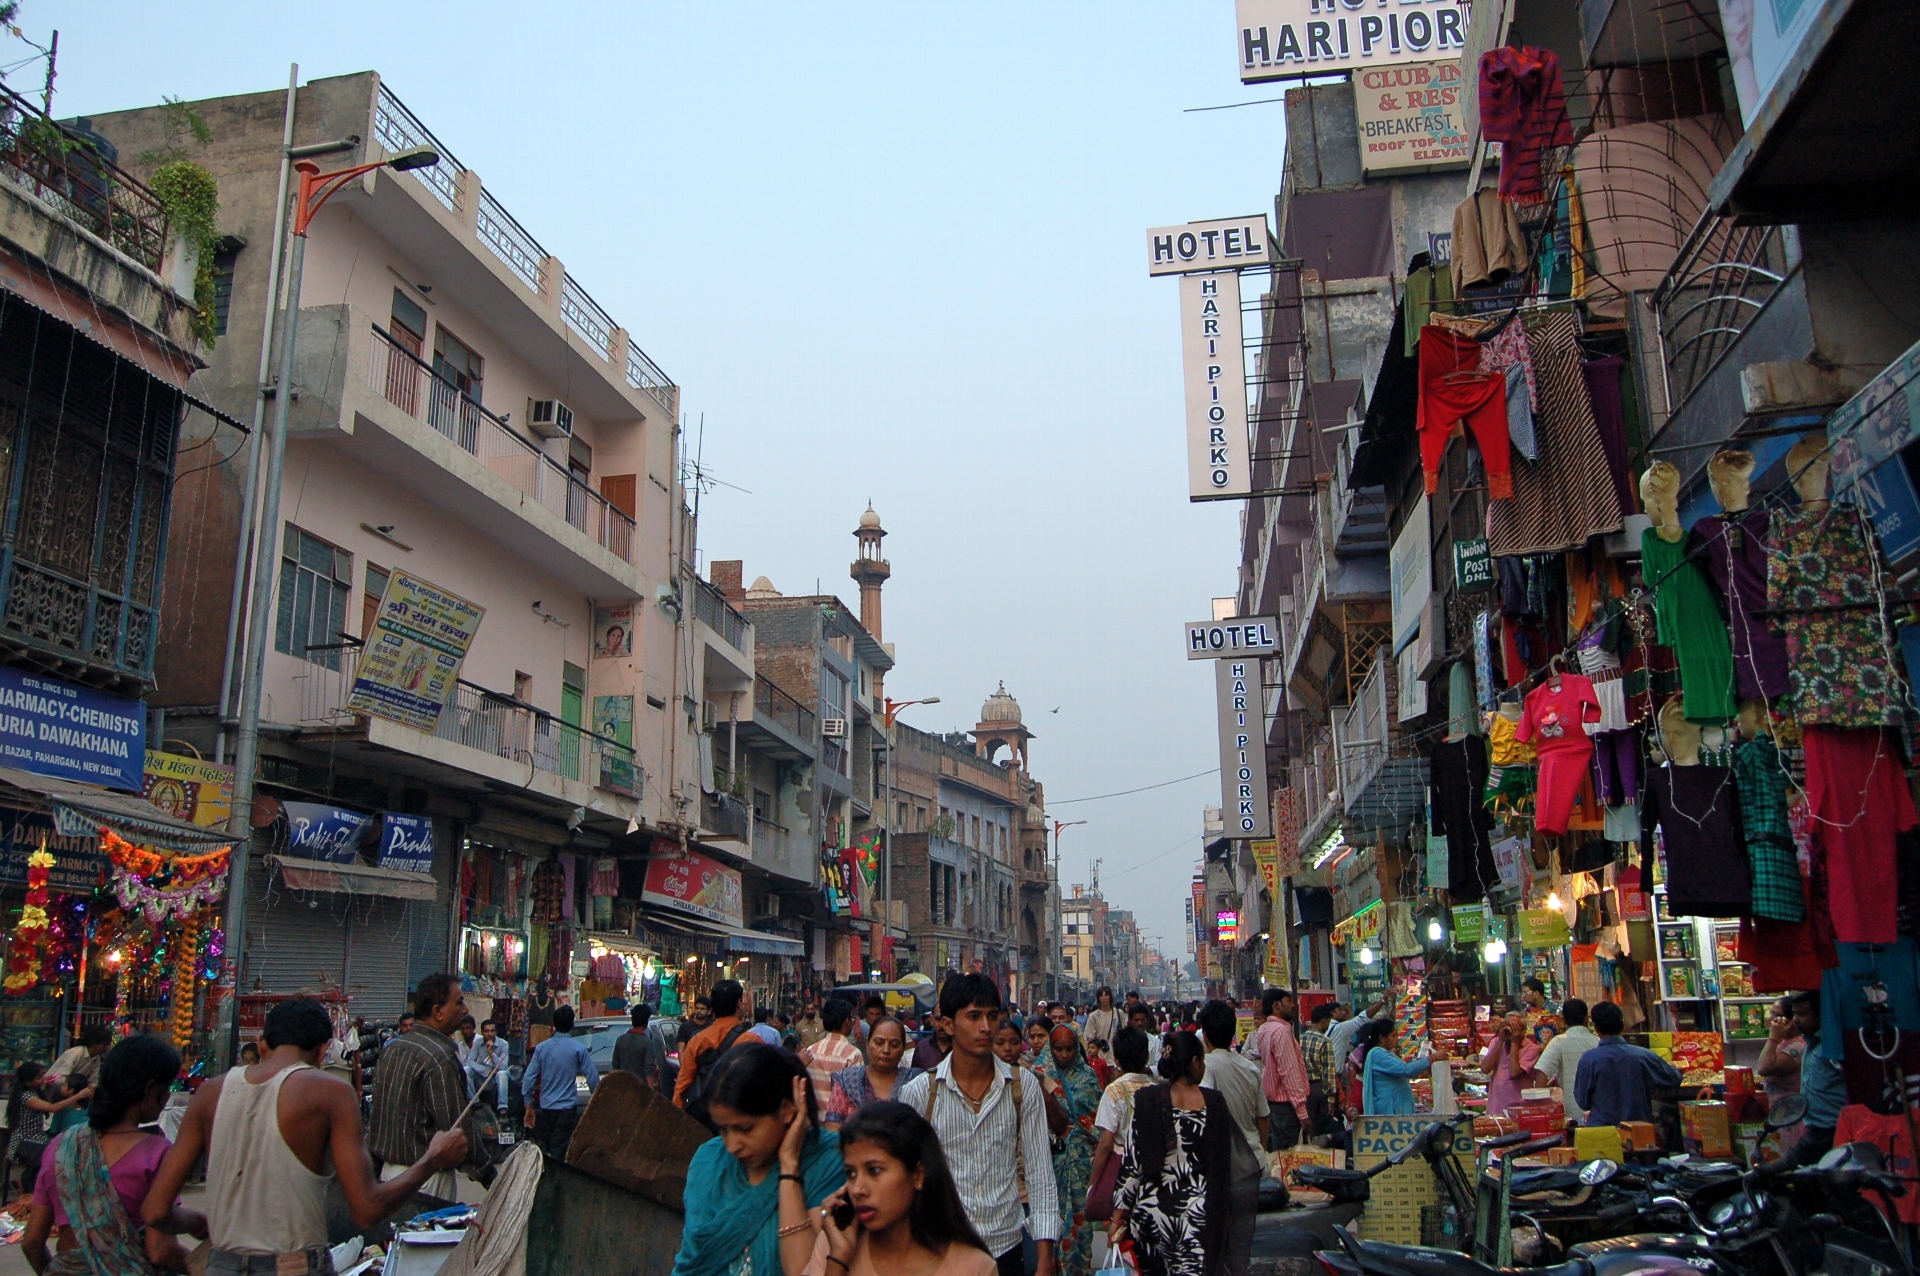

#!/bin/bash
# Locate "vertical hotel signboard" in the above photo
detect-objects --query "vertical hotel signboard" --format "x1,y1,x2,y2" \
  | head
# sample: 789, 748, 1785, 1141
1148, 217, 1270, 502
1188, 618, 1278, 838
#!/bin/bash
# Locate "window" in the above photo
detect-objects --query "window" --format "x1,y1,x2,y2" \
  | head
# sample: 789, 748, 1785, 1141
514, 671, 534, 703
275, 526, 352, 670
971, 815, 980, 847
361, 563, 389, 639
210, 244, 241, 337
753, 789, 773, 823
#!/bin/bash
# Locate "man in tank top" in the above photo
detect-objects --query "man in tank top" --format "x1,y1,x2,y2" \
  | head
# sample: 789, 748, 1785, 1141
141, 998, 468, 1275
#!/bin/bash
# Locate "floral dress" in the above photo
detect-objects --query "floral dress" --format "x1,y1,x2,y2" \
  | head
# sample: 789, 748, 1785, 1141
1039, 1055, 1103, 1276
1768, 504, 1903, 727
1113, 1107, 1209, 1276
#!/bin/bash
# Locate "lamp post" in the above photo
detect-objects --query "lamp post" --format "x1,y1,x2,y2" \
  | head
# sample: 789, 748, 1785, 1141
217, 143, 439, 1065
1051, 819, 1085, 1001
880, 696, 939, 980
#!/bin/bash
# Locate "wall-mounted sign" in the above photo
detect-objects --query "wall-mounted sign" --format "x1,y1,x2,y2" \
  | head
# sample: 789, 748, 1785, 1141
1719, 0, 1834, 125
643, 847, 744, 928
594, 694, 636, 795
1252, 838, 1279, 895
1236, 0, 1468, 84
1146, 216, 1272, 278
280, 802, 372, 865
1352, 60, 1470, 173
1453, 537, 1495, 590
347, 572, 484, 732
1180, 272, 1252, 501
1216, 910, 1240, 945
1186, 616, 1281, 660
1450, 904, 1486, 944
0, 806, 110, 892
1390, 498, 1432, 655
143, 752, 233, 828
378, 813, 434, 874
1215, 658, 1272, 837
1192, 877, 1208, 952
0, 665, 145, 792
592, 602, 635, 658
1830, 334, 1920, 489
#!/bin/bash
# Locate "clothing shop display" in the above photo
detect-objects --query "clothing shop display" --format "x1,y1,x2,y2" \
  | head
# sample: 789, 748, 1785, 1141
1691, 507, 1791, 700
1805, 726, 1920, 944
1478, 46, 1575, 204
1731, 735, 1806, 922
1769, 503, 1904, 727
1452, 187, 1530, 292
1581, 356, 1635, 513
1639, 765, 1752, 917
1486, 312, 1625, 558
1430, 736, 1498, 901
1589, 728, 1639, 806
1404, 257, 1457, 354
1820, 939, 1920, 1050
1514, 673, 1603, 836
1833, 1104, 1920, 1223
1641, 528, 1737, 724
1417, 324, 1512, 499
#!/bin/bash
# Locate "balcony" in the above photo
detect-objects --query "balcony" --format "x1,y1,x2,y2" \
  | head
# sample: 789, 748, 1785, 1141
0, 83, 169, 274
286, 306, 641, 598
734, 675, 815, 762
1337, 655, 1427, 837
701, 789, 752, 859
292, 641, 641, 803
695, 577, 753, 691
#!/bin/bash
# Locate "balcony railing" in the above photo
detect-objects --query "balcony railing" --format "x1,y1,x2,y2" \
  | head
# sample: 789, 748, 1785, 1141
705, 790, 751, 841
297, 642, 641, 796
1338, 654, 1391, 802
368, 324, 635, 562
0, 81, 169, 272
754, 675, 816, 742
374, 83, 678, 418
694, 578, 750, 652
1654, 209, 1793, 412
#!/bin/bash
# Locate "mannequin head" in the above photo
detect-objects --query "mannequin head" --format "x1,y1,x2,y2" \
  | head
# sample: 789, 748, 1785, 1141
1787, 436, 1830, 510
1640, 462, 1683, 541
1708, 450, 1756, 513
1659, 698, 1702, 766
1737, 699, 1771, 741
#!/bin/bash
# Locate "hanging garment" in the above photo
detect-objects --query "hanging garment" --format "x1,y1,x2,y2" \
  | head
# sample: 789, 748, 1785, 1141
1805, 726, 1920, 945
1504, 363, 1539, 462
1590, 728, 1640, 807
1452, 187, 1530, 291
1449, 661, 1482, 739
1641, 528, 1738, 724
1730, 736, 1806, 922
1404, 257, 1458, 355
1819, 939, 1920, 1053
1515, 674, 1603, 836
1418, 325, 1512, 499
1383, 902, 1423, 959
1769, 504, 1905, 728
1591, 676, 1628, 732
1838, 1049, 1920, 1137
1581, 357, 1637, 514
1486, 312, 1626, 558
1690, 507, 1791, 701
1480, 317, 1539, 417
1740, 916, 1825, 993
1430, 736, 1498, 902
1640, 765, 1752, 917
1478, 46, 1574, 204
1475, 612, 1497, 709
1621, 600, 1683, 723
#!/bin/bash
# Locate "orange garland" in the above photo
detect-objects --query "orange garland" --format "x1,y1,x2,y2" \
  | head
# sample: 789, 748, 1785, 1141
99, 829, 230, 884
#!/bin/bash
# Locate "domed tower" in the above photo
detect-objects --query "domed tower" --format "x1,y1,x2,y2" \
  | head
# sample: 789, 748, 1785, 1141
974, 681, 1034, 771
850, 504, 891, 694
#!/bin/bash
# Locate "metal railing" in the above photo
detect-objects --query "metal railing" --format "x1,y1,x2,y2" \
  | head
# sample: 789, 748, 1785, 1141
0, 82, 169, 272
1653, 209, 1793, 412
1294, 723, 1341, 847
705, 790, 751, 841
368, 323, 635, 562
374, 84, 677, 415
297, 643, 641, 796
1338, 654, 1390, 802
694, 578, 750, 652
754, 675, 815, 742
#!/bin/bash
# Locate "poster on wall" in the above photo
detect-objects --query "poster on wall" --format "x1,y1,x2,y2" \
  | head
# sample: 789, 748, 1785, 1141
592, 602, 635, 658
642, 847, 743, 928
593, 695, 635, 795
347, 572, 484, 732
1720, 0, 1834, 125
143, 752, 233, 828
1352, 60, 1470, 173
1390, 497, 1431, 655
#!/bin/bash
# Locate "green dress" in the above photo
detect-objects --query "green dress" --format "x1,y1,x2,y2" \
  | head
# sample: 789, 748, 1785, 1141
1642, 528, 1736, 723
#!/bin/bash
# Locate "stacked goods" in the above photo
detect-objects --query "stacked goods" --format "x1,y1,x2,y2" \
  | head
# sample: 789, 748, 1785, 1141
1680, 1101, 1734, 1159
1671, 1032, 1724, 1086
1429, 999, 1472, 1055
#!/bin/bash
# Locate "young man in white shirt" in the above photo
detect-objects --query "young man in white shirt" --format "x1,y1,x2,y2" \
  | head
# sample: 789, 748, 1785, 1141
899, 974, 1060, 1276
1531, 997, 1600, 1122
1199, 1000, 1270, 1276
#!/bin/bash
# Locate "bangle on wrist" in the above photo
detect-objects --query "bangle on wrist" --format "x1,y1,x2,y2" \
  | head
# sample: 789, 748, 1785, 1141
779, 1172, 804, 1184
777, 1220, 811, 1238
826, 1258, 850, 1273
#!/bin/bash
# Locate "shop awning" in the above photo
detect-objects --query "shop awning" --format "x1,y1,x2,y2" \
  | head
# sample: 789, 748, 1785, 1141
584, 932, 658, 958
0, 766, 234, 851
264, 854, 438, 901
643, 909, 807, 958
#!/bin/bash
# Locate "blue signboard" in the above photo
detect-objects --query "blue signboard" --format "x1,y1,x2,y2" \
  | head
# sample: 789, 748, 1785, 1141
377, 813, 434, 874
1851, 455, 1920, 566
0, 665, 144, 792
0, 806, 111, 891
280, 801, 372, 864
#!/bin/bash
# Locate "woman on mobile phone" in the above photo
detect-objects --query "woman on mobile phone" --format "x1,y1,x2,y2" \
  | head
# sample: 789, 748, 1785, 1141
671, 1044, 843, 1276
777, 1100, 993, 1276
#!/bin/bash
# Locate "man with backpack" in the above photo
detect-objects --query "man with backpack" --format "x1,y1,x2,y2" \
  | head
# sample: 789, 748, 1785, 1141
674, 979, 749, 1122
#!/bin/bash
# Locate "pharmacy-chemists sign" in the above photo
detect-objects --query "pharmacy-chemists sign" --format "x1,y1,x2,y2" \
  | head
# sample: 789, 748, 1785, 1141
0, 665, 144, 792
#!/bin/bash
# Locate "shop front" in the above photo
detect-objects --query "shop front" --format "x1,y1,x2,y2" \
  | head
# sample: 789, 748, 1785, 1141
638, 844, 807, 1015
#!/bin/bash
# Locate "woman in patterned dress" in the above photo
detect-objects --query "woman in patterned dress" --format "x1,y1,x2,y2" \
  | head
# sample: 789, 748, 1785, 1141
1038, 1026, 1103, 1276
1108, 1033, 1232, 1276
822, 1018, 922, 1130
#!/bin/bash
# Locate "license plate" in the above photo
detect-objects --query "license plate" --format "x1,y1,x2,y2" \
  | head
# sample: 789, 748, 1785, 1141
497, 1129, 516, 1145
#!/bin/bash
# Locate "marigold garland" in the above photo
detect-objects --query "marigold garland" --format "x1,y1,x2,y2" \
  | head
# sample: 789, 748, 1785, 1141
99, 830, 229, 884
5, 846, 54, 993
171, 915, 200, 1049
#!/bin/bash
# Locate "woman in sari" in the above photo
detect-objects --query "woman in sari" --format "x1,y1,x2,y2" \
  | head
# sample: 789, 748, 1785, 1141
22, 1035, 206, 1275
672, 1042, 843, 1276
1039, 1025, 1103, 1276
823, 1019, 922, 1130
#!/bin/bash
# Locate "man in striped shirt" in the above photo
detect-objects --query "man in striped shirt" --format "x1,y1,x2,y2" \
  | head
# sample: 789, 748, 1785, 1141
900, 974, 1060, 1276
799, 997, 864, 1112
1244, 987, 1310, 1150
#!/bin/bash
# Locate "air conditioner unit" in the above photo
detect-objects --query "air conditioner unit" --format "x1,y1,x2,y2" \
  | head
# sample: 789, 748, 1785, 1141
759, 893, 781, 919
822, 718, 848, 738
526, 398, 574, 439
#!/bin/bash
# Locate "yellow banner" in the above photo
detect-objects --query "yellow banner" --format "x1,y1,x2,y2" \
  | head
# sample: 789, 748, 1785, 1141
1263, 933, 1292, 988
142, 752, 233, 829
1252, 838, 1279, 895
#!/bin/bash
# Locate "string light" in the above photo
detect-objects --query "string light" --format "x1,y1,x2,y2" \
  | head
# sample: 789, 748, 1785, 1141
1428, 918, 1444, 942
1358, 945, 1375, 965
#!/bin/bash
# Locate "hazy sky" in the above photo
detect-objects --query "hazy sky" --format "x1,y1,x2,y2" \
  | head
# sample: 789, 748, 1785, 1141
44, 2, 1287, 961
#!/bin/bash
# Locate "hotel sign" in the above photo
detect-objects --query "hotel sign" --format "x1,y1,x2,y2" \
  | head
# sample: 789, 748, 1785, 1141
1215, 658, 1272, 837
1185, 616, 1281, 660
1146, 216, 1271, 278
1236, 0, 1468, 83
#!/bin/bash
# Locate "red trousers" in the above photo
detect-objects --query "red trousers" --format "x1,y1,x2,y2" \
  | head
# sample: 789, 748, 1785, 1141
1804, 726, 1918, 944
1418, 326, 1512, 499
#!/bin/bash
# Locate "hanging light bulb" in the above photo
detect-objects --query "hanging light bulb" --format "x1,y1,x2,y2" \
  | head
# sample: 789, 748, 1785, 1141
1484, 938, 1507, 963
1547, 890, 1563, 911
1359, 945, 1375, 966
1428, 918, 1444, 942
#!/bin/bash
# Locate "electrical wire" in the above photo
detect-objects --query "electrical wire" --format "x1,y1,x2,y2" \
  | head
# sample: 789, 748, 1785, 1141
1050, 767, 1220, 805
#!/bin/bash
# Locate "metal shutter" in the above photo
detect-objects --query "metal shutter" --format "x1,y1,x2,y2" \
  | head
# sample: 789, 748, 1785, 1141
245, 860, 350, 996
341, 896, 414, 1019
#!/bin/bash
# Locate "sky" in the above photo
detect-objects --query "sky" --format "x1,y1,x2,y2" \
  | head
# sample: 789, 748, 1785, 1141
40, 2, 1289, 964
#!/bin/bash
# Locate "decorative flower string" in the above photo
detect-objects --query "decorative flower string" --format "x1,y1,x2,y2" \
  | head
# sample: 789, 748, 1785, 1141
5, 844, 54, 993
172, 915, 200, 1049
100, 829, 230, 924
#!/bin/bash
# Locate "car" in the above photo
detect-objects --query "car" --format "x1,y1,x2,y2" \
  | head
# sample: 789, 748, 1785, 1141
831, 981, 938, 1016
567, 1015, 684, 1100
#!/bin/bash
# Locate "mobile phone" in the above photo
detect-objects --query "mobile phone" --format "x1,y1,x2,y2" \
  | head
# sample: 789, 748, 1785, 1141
832, 1198, 857, 1231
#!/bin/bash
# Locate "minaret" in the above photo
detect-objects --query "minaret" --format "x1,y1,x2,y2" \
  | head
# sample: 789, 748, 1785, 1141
850, 504, 890, 697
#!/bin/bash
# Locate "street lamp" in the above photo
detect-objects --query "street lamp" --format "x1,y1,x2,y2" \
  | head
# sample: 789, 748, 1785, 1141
219, 143, 439, 1065
880, 696, 939, 980
1052, 819, 1086, 1001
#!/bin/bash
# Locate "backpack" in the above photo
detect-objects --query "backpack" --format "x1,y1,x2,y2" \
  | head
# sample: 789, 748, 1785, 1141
684, 1022, 752, 1130
923, 1063, 1025, 1187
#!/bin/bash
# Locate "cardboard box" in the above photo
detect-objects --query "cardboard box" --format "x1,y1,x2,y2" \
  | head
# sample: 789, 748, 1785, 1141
1618, 1121, 1658, 1152
1681, 1101, 1733, 1159
1545, 1146, 1579, 1166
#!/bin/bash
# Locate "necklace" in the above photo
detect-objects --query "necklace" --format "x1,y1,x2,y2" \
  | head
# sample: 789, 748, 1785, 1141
1859, 1024, 1902, 1063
